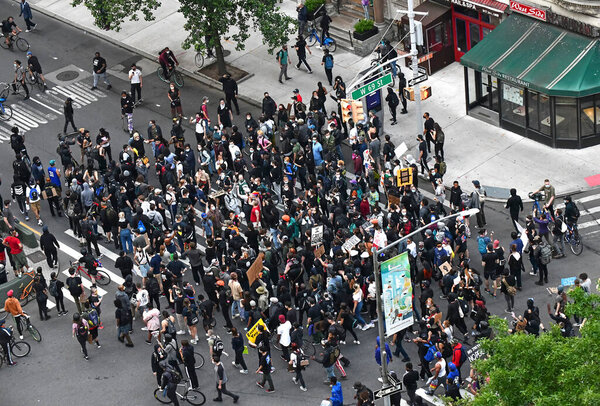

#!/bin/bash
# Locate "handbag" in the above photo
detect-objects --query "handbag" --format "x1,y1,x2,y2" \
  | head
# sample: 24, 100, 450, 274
503, 278, 516, 296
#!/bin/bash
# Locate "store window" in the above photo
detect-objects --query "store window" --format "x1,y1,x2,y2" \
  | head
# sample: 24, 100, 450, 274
555, 97, 577, 139
580, 96, 597, 137
527, 91, 551, 136
427, 22, 450, 52
501, 83, 525, 126
467, 69, 477, 107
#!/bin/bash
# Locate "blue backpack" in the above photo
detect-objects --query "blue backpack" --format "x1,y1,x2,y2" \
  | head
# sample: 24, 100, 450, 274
137, 220, 146, 233
325, 55, 333, 69
477, 236, 488, 255
424, 342, 437, 362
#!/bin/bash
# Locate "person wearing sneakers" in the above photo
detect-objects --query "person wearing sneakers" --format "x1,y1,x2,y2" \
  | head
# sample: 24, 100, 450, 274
72, 313, 90, 360
0, 317, 16, 366
3, 290, 25, 339
289, 342, 307, 391
3, 229, 28, 278
143, 302, 161, 344
256, 346, 275, 393
231, 327, 249, 374
48, 272, 67, 316
26, 179, 43, 226
213, 355, 240, 403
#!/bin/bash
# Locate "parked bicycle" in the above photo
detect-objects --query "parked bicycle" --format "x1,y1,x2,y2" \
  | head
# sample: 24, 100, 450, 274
306, 21, 337, 52
0, 97, 13, 121
17, 314, 41, 342
70, 254, 111, 286
13, 269, 36, 305
0, 32, 29, 51
157, 66, 184, 88
564, 222, 583, 255
154, 379, 206, 405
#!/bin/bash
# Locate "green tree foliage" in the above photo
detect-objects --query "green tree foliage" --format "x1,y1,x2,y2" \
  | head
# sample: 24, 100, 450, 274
72, 0, 295, 74
455, 289, 600, 406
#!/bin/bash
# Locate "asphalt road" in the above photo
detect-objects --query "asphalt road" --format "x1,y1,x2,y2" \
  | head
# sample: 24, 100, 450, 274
0, 2, 599, 405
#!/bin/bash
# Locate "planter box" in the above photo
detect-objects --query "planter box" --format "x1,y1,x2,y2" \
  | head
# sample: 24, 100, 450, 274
353, 26, 379, 41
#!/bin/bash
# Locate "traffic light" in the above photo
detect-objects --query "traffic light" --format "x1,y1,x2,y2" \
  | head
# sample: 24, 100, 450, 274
340, 99, 352, 123
351, 100, 365, 123
420, 86, 432, 100
403, 87, 415, 101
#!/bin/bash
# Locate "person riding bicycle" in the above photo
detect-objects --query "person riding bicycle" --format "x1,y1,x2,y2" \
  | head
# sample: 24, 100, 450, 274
26, 51, 47, 91
563, 195, 580, 235
158, 47, 179, 79
0, 317, 16, 366
12, 59, 29, 100
78, 248, 98, 284
159, 359, 181, 405
3, 290, 25, 340
1, 17, 20, 47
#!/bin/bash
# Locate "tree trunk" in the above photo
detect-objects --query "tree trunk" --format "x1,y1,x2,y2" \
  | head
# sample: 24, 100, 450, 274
214, 32, 226, 76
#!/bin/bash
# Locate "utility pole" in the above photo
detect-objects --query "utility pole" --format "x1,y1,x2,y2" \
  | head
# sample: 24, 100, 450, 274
407, 0, 422, 136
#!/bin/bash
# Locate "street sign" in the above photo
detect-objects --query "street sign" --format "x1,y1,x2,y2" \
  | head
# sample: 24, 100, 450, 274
351, 73, 393, 100
374, 383, 403, 399
408, 75, 428, 86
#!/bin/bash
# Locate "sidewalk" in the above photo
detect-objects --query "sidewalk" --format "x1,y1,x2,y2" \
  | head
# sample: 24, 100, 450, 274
26, 0, 600, 198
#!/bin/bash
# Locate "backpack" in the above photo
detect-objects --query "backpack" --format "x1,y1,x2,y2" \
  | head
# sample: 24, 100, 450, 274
328, 346, 341, 365
85, 308, 99, 328
324, 55, 333, 69
424, 342, 437, 362
29, 188, 39, 201
137, 220, 146, 233
454, 346, 467, 367
213, 337, 224, 355
166, 318, 177, 335
438, 161, 447, 176
435, 129, 445, 144
76, 322, 88, 338
275, 50, 283, 62
540, 243, 552, 265
48, 280, 58, 297
477, 237, 488, 255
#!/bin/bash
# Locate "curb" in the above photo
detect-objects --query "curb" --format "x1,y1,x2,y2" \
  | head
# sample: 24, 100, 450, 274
25, 2, 265, 109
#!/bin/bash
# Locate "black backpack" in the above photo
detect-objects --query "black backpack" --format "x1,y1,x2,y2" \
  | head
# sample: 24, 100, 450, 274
166, 318, 177, 335
212, 337, 224, 355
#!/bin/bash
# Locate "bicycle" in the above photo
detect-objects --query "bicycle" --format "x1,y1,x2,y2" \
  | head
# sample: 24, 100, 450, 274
0, 335, 31, 367
25, 71, 45, 92
154, 380, 206, 405
0, 82, 9, 99
0, 97, 13, 121
306, 21, 337, 52
563, 222, 583, 255
70, 254, 111, 286
10, 80, 28, 99
0, 32, 29, 51
528, 192, 555, 231
13, 269, 36, 306
157, 66, 184, 88
17, 314, 41, 342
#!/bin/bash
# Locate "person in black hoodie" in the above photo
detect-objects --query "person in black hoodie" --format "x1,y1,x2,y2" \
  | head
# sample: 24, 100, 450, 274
39, 225, 59, 268
505, 188, 523, 231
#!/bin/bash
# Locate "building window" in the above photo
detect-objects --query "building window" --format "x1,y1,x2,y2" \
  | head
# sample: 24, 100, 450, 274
528, 91, 551, 136
427, 23, 449, 52
555, 97, 577, 139
580, 96, 597, 137
501, 83, 525, 126
454, 5, 479, 19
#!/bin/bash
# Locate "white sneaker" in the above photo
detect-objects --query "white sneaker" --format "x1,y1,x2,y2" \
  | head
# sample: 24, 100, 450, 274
529, 272, 536, 276
339, 341, 346, 345
176, 330, 185, 335
240, 369, 249, 374
367, 323, 375, 329
38, 219, 43, 226
141, 327, 148, 331
190, 339, 197, 344
232, 361, 239, 367
292, 377, 297, 384
19, 335, 23, 340
300, 386, 307, 392
354, 340, 360, 345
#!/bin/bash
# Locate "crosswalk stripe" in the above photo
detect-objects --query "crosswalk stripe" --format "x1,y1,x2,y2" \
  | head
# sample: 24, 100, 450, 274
29, 96, 62, 115
557, 192, 600, 209
14, 103, 51, 124
70, 82, 108, 98
56, 237, 125, 286
55, 84, 97, 104
11, 107, 39, 128
61, 269, 108, 296
64, 229, 119, 262
61, 287, 76, 303
576, 218, 600, 230
49, 87, 89, 107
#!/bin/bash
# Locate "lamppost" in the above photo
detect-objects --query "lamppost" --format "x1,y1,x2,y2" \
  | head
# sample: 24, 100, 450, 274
371, 208, 480, 404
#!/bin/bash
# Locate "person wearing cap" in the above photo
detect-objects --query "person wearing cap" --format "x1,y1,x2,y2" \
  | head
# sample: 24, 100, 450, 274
26, 51, 47, 90
471, 180, 487, 228
0, 317, 16, 365
3, 290, 25, 339
276, 314, 292, 361
426, 351, 447, 395
3, 229, 28, 278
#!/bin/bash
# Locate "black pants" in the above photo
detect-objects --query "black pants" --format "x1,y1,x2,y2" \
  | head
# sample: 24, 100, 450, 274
225, 93, 239, 115
325, 68, 333, 85
149, 292, 161, 310
24, 18, 36, 30
48, 197, 62, 217
222, 303, 233, 329
185, 364, 199, 389
420, 156, 429, 174
190, 265, 203, 284
281, 344, 290, 361
389, 103, 397, 122
295, 368, 306, 387
64, 116, 76, 133
14, 315, 23, 337
296, 56, 311, 72
37, 297, 49, 320
425, 133, 434, 153
12, 81, 29, 97
538, 263, 548, 283
476, 202, 486, 228
76, 334, 88, 357
130, 83, 142, 103
234, 349, 248, 370
434, 143, 444, 160
401, 96, 407, 113
259, 372, 274, 390
85, 236, 101, 257
215, 382, 237, 400
167, 387, 180, 406
44, 248, 58, 268
53, 294, 66, 313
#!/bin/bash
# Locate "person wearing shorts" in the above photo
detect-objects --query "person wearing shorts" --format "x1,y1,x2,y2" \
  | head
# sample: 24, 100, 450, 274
481, 243, 498, 296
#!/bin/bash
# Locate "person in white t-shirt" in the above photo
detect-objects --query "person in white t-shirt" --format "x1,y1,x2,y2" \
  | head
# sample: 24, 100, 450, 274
276, 314, 292, 361
128, 63, 143, 104
136, 282, 149, 316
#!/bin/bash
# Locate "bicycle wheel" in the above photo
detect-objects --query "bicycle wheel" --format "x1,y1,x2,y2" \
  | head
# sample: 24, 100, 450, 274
11, 340, 30, 357
0, 85, 9, 99
0, 39, 8, 49
195, 53, 204, 69
24, 73, 35, 85
194, 352, 205, 369
306, 33, 317, 47
0, 104, 12, 121
95, 270, 111, 286
16, 37, 29, 52
271, 335, 282, 351
173, 71, 184, 88
28, 324, 42, 342
324, 38, 337, 53
157, 67, 167, 83
0, 353, 4, 368
185, 389, 206, 406
570, 236, 583, 255
153, 388, 172, 404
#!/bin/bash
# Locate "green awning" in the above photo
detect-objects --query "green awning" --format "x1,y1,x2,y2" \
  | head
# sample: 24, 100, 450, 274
460, 14, 600, 97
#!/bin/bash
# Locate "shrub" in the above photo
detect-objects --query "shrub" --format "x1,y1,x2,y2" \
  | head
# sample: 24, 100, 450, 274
305, 0, 325, 13
354, 19, 374, 34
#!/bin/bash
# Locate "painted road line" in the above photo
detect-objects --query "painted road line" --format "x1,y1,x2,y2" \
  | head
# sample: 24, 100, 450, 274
64, 229, 120, 263
61, 269, 108, 295
56, 237, 125, 286
28, 96, 62, 115
576, 218, 600, 230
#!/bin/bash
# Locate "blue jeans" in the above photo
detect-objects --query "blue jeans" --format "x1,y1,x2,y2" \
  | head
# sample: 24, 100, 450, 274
231, 300, 241, 317
355, 301, 367, 326
363, 4, 369, 19
325, 365, 335, 378
120, 229, 133, 254
391, 61, 398, 77
270, 228, 281, 249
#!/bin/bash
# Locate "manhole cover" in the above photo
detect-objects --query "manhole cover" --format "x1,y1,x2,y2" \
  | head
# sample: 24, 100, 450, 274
56, 70, 80, 81
27, 251, 47, 264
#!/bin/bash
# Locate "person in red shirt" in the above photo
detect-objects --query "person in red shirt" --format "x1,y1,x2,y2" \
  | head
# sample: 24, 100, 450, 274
250, 200, 261, 227
3, 230, 28, 277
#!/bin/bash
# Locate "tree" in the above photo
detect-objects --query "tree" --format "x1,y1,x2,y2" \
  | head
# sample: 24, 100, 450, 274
455, 289, 600, 406
72, 0, 296, 75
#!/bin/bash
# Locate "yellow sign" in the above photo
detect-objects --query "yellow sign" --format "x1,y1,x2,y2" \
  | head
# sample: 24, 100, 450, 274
397, 167, 413, 187
245, 318, 267, 344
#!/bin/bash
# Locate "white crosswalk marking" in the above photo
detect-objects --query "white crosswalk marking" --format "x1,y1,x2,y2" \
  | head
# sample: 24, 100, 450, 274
554, 192, 600, 234
64, 229, 119, 262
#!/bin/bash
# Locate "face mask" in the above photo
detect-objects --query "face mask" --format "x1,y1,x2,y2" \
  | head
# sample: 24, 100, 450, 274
249, 149, 254, 154
170, 87, 174, 90
13, 64, 17, 68
220, 103, 225, 107
246, 116, 251, 120
401, 210, 407, 215
411, 188, 416, 192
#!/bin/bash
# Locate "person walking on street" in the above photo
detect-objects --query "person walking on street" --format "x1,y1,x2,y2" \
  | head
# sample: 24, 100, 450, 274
121, 91, 134, 135
72, 313, 89, 360
422, 112, 435, 153
471, 180, 487, 228
63, 98, 77, 134
91, 51, 111, 90
218, 73, 240, 115
398, 71, 408, 114
417, 134, 429, 174
19, 0, 36, 32
277, 45, 292, 84
3, 229, 29, 278
40, 225, 59, 268
180, 339, 199, 389
213, 355, 240, 402
403, 362, 419, 405
48, 272, 67, 316
114, 299, 134, 347
12, 59, 30, 100
66, 267, 84, 313
385, 87, 399, 125
256, 346, 275, 393
322, 49, 334, 86
433, 123, 445, 161
294, 36, 312, 73
32, 274, 50, 321
128, 64, 143, 104
167, 83, 183, 118
289, 342, 307, 391
231, 327, 249, 374
505, 188, 523, 230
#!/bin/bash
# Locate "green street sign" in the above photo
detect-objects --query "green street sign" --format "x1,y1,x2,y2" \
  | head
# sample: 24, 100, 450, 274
351, 73, 392, 100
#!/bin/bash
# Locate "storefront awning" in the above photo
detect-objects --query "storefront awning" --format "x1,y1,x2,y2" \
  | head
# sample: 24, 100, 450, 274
460, 13, 600, 97
451, 0, 508, 18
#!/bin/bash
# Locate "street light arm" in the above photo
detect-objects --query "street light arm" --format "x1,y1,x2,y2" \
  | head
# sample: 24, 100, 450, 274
347, 54, 411, 94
